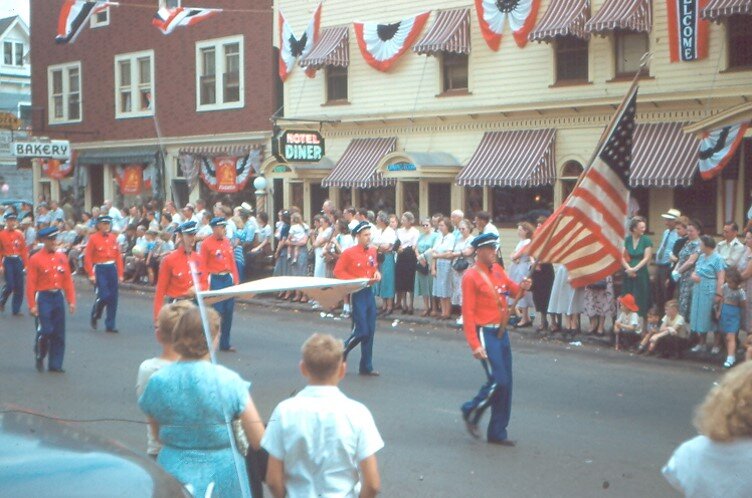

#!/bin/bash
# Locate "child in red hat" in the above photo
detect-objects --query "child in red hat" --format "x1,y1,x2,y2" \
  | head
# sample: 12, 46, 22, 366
614, 294, 641, 351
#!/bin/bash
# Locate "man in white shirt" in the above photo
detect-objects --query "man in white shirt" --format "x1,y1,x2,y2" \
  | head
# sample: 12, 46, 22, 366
263, 333, 383, 498
344, 207, 359, 232
716, 222, 744, 269
474, 211, 501, 264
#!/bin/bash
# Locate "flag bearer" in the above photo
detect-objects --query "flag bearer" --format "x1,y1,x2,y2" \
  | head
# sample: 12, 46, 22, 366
153, 221, 205, 322
27, 226, 76, 373
0, 212, 28, 315
461, 233, 531, 446
333, 221, 382, 376
200, 217, 239, 352
85, 215, 123, 333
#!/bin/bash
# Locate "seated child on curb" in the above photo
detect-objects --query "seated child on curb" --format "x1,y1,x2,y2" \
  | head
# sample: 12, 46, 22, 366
650, 300, 688, 358
136, 300, 195, 458
614, 294, 641, 351
262, 333, 384, 498
718, 268, 746, 369
637, 307, 662, 353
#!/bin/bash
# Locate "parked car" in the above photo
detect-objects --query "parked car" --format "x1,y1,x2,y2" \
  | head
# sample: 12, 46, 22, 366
0, 407, 191, 497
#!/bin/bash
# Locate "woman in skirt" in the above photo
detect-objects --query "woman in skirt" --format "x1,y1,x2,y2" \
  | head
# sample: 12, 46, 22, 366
414, 217, 439, 316
450, 219, 475, 312
431, 217, 455, 320
374, 212, 397, 314
395, 212, 420, 314
689, 235, 726, 353
508, 222, 535, 327
273, 210, 291, 299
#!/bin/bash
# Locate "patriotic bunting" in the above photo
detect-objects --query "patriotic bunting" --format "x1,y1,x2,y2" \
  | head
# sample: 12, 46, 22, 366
698, 122, 750, 180
666, 0, 710, 62
199, 154, 254, 193
40, 157, 74, 180
354, 12, 430, 72
475, 0, 540, 51
152, 7, 220, 35
56, 0, 112, 44
278, 3, 322, 82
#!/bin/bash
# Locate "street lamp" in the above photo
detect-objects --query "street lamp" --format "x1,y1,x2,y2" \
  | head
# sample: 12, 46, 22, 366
253, 175, 268, 212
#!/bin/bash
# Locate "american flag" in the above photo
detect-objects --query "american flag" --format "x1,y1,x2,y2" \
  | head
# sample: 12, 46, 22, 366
152, 7, 220, 35
527, 82, 638, 288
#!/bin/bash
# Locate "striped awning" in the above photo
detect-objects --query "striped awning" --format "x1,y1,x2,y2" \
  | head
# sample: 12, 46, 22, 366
413, 9, 471, 55
299, 26, 349, 69
179, 145, 259, 156
529, 0, 590, 42
321, 137, 397, 188
702, 0, 752, 19
629, 123, 699, 187
457, 129, 557, 187
585, 0, 652, 34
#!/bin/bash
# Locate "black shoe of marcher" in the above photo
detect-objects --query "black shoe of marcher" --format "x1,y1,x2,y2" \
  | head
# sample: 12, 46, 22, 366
90, 314, 98, 330
488, 439, 516, 447
35, 356, 43, 372
358, 370, 380, 377
105, 328, 119, 333
462, 411, 480, 439
48, 367, 65, 373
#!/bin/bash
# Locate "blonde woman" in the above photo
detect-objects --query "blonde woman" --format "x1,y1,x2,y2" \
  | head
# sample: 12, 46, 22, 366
663, 362, 752, 497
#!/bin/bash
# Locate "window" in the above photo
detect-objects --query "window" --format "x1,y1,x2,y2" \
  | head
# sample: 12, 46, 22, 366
491, 186, 554, 227
196, 36, 244, 111
728, 15, 752, 69
555, 36, 588, 83
47, 62, 82, 124
676, 176, 717, 233
326, 66, 348, 102
160, 0, 181, 7
17, 102, 31, 127
90, 6, 109, 27
4, 42, 24, 66
615, 31, 649, 77
3, 42, 11, 65
442, 53, 468, 92
560, 160, 584, 199
15, 42, 23, 66
114, 51, 154, 118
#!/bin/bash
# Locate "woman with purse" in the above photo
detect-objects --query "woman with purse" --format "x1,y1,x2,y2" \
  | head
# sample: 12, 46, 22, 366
450, 219, 475, 318
415, 217, 439, 316
373, 212, 397, 315
432, 217, 455, 319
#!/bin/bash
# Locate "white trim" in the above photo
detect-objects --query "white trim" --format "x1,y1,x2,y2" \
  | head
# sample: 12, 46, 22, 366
90, 7, 110, 28
16, 101, 30, 119
47, 61, 82, 125
195, 35, 245, 112
114, 50, 155, 119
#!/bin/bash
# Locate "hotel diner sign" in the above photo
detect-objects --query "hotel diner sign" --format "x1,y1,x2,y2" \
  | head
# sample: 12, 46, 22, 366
277, 131, 325, 163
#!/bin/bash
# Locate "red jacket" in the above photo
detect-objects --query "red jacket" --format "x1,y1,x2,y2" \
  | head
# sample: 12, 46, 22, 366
153, 247, 205, 321
26, 249, 76, 309
333, 244, 378, 280
0, 228, 28, 266
199, 235, 239, 288
461, 263, 522, 351
84, 231, 124, 278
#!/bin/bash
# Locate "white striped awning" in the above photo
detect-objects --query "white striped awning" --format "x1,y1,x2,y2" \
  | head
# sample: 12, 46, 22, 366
702, 0, 752, 19
299, 26, 349, 69
179, 145, 259, 156
629, 123, 699, 187
456, 129, 557, 187
321, 137, 397, 188
413, 9, 471, 55
585, 0, 652, 34
529, 0, 590, 42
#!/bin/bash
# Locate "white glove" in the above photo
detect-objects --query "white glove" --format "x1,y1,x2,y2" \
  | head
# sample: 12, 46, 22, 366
671, 271, 681, 282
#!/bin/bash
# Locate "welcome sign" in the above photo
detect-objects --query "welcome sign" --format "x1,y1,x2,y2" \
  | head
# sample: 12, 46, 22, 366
666, 0, 709, 62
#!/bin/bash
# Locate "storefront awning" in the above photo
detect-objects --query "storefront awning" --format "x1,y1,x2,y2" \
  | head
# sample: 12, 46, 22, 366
299, 26, 350, 69
321, 137, 397, 188
413, 9, 471, 56
529, 0, 590, 42
702, 0, 752, 19
585, 0, 652, 34
457, 129, 556, 187
629, 123, 699, 187
76, 146, 160, 166
179, 145, 259, 156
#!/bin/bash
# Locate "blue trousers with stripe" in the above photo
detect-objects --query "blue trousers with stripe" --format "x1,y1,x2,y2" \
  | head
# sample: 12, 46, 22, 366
344, 287, 377, 374
35, 291, 66, 370
92, 263, 118, 330
210, 273, 235, 350
462, 327, 513, 442
1, 256, 24, 314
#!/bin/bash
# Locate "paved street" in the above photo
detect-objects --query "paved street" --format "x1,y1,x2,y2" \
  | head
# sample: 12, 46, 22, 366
0, 286, 720, 497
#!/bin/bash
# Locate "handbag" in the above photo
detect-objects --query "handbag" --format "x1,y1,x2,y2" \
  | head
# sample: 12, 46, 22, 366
473, 265, 511, 335
416, 259, 430, 275
587, 278, 608, 290
452, 258, 470, 272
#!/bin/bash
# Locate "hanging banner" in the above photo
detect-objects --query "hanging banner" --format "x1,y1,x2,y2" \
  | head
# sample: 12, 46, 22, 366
115, 164, 152, 195
666, 0, 710, 62
698, 122, 749, 180
40, 156, 74, 180
475, 0, 540, 51
353, 12, 430, 72
199, 154, 254, 193
278, 3, 322, 81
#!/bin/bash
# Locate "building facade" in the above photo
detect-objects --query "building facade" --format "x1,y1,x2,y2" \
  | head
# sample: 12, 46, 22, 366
271, 0, 752, 245
30, 0, 276, 212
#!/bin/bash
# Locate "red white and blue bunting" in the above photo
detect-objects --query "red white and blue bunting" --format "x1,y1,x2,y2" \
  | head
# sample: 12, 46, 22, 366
278, 3, 322, 82
152, 7, 220, 35
474, 0, 540, 51
199, 154, 254, 193
354, 12, 430, 72
698, 122, 749, 180
55, 0, 113, 44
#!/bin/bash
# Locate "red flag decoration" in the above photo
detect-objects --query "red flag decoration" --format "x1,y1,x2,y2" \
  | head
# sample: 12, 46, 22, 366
698, 122, 750, 179
115, 164, 152, 195
354, 12, 430, 72
152, 6, 220, 34
56, 0, 113, 44
666, 0, 710, 62
41, 158, 74, 180
199, 154, 254, 193
527, 82, 639, 288
475, 0, 540, 51
278, 3, 322, 82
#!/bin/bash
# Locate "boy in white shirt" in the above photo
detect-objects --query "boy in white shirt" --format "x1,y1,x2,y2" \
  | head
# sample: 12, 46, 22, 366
262, 333, 384, 498
614, 293, 641, 351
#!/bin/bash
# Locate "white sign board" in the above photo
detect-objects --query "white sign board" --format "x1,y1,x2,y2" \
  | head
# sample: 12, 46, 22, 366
12, 140, 71, 159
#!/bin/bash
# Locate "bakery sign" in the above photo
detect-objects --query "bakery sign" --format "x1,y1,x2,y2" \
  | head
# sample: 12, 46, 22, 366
12, 140, 71, 159
277, 131, 325, 163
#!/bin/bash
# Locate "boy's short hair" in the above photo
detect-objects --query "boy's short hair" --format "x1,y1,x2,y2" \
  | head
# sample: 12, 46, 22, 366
157, 300, 196, 344
665, 299, 679, 310
647, 306, 660, 317
302, 333, 344, 380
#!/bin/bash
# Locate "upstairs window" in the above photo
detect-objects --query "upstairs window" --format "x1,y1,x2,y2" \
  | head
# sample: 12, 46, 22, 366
114, 51, 154, 118
614, 31, 649, 77
326, 66, 348, 102
728, 15, 752, 69
555, 36, 588, 83
90, 6, 109, 27
48, 62, 82, 124
4, 41, 24, 66
442, 53, 468, 92
196, 36, 244, 111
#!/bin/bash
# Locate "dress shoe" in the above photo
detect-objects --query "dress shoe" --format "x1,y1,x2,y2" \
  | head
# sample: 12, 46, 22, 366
48, 367, 65, 373
90, 314, 98, 330
358, 370, 380, 377
462, 411, 480, 439
220, 347, 237, 353
488, 439, 516, 447
106, 328, 119, 333
35, 356, 44, 372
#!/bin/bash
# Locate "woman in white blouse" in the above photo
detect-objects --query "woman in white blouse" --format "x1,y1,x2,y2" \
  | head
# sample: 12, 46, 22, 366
395, 212, 420, 314
373, 212, 397, 314
431, 217, 455, 320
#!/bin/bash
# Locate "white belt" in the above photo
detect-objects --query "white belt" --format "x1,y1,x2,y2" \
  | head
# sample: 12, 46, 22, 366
481, 323, 501, 329
5, 254, 21, 258
96, 261, 116, 265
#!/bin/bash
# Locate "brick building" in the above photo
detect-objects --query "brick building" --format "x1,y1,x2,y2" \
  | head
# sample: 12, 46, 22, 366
30, 0, 276, 211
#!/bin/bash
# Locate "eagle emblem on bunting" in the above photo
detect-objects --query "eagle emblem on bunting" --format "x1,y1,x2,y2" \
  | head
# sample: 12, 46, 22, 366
475, 0, 540, 50
353, 12, 430, 72
278, 3, 322, 82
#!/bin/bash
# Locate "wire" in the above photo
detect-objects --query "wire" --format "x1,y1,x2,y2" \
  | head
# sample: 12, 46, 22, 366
37, 0, 272, 14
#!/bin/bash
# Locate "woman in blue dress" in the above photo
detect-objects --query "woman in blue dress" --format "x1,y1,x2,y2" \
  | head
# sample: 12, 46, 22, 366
139, 307, 265, 498
414, 217, 439, 316
373, 212, 396, 314
689, 235, 726, 352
